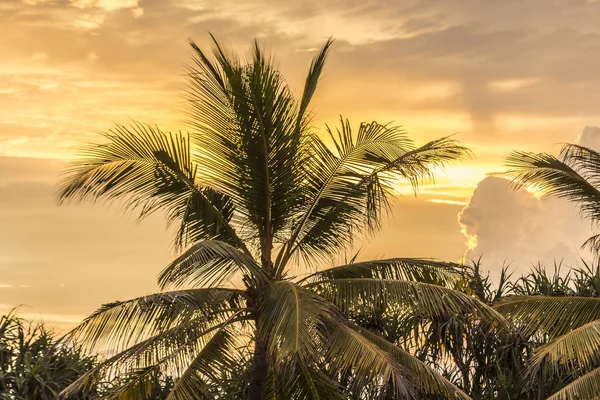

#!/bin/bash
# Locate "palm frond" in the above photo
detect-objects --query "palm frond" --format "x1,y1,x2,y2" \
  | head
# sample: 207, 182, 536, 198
308, 278, 505, 324
298, 258, 463, 287
99, 366, 160, 400
370, 135, 472, 191
326, 320, 412, 398
495, 296, 600, 338
582, 233, 600, 253
258, 281, 333, 358
560, 144, 600, 188
61, 313, 249, 398
63, 288, 244, 354
269, 356, 347, 400
347, 322, 470, 399
187, 37, 314, 254
532, 319, 600, 373
166, 321, 241, 400
277, 120, 414, 270
506, 150, 600, 224
277, 125, 470, 272
297, 38, 334, 125
157, 240, 267, 290
56, 123, 244, 249
547, 365, 600, 400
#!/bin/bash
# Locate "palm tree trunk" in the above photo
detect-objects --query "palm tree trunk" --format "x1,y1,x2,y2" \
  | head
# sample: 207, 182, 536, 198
248, 338, 269, 400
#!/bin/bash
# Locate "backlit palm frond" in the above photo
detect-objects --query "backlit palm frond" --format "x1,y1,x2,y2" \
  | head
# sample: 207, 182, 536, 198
307, 278, 505, 324
56, 123, 242, 249
63, 288, 244, 355
326, 321, 413, 398
298, 258, 463, 287
165, 321, 244, 400
258, 281, 334, 359
277, 120, 414, 270
495, 296, 600, 338
61, 313, 249, 399
297, 39, 334, 127
268, 356, 347, 400
506, 150, 600, 224
547, 366, 600, 400
532, 319, 600, 374
188, 37, 331, 253
560, 144, 600, 187
347, 322, 470, 400
582, 233, 600, 253
371, 135, 472, 191
157, 240, 267, 290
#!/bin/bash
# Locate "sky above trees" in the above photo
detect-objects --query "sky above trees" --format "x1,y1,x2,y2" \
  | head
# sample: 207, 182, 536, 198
2, 0, 600, 330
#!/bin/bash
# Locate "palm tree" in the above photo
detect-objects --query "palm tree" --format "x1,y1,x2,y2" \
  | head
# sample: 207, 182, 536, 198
499, 146, 600, 399
57, 36, 500, 399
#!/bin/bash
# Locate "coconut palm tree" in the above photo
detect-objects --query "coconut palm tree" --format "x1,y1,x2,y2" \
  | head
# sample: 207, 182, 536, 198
57, 36, 500, 399
499, 146, 600, 400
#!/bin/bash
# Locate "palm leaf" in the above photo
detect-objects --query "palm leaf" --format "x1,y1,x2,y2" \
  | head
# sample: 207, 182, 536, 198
326, 321, 413, 398
298, 258, 463, 287
560, 144, 600, 188
495, 296, 600, 338
532, 319, 600, 373
63, 288, 244, 354
369, 135, 473, 190
61, 314, 249, 398
547, 366, 600, 400
297, 38, 333, 125
308, 278, 505, 323
57, 123, 244, 250
258, 282, 333, 358
506, 150, 600, 225
157, 240, 268, 290
187, 36, 314, 256
276, 120, 414, 270
347, 322, 470, 399
166, 320, 242, 400
268, 356, 347, 400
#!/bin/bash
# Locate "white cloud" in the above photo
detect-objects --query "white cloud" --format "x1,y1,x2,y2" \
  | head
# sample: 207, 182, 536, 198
577, 126, 600, 149
458, 127, 600, 276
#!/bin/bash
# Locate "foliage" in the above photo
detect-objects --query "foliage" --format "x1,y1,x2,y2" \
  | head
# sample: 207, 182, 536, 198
55, 35, 478, 400
0, 310, 96, 399
504, 143, 600, 399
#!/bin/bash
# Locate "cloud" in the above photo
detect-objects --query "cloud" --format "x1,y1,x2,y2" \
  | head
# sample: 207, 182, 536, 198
5, 0, 600, 160
458, 175, 592, 273
458, 127, 600, 275
577, 126, 600, 149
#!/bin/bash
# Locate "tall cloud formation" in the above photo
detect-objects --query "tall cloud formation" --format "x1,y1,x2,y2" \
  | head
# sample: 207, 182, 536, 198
458, 128, 600, 274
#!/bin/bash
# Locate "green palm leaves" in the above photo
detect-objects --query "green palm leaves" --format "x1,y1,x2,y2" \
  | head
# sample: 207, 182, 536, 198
503, 145, 600, 400
506, 144, 600, 253
57, 36, 476, 399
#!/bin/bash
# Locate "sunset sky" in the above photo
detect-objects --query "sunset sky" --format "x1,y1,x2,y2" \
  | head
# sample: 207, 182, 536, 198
2, 0, 600, 330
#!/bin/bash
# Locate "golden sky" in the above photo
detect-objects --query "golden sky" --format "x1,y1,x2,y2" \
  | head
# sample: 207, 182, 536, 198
2, 0, 600, 330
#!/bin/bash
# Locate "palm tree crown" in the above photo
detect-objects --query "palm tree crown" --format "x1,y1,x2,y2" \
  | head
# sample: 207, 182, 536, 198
57, 36, 495, 399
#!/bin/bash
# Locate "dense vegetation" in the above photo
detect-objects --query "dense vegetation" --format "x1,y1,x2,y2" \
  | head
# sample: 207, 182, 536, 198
3, 261, 600, 399
4, 37, 600, 399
